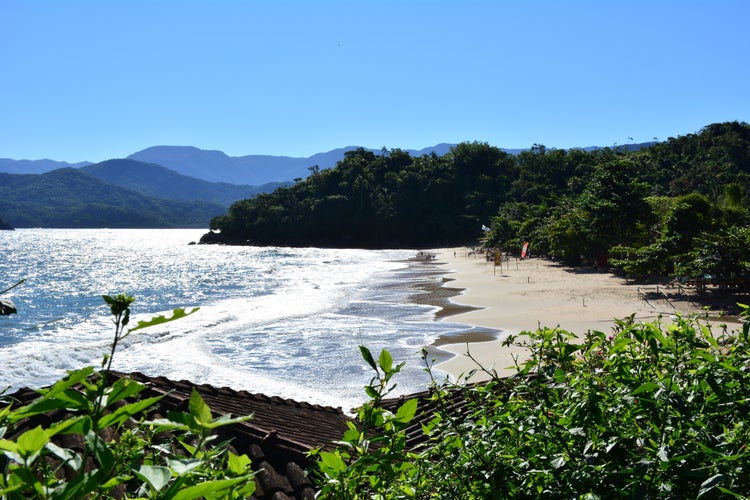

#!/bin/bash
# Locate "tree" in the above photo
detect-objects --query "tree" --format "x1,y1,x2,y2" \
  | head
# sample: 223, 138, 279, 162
673, 226, 750, 292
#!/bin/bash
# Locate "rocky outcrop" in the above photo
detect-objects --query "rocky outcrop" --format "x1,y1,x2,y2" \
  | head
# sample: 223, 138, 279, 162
198, 230, 242, 245
0, 298, 17, 315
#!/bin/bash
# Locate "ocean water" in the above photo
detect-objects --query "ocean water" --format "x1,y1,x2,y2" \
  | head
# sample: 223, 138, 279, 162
0, 229, 477, 410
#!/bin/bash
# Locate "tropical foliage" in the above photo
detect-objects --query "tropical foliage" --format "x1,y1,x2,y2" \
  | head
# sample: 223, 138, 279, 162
208, 122, 750, 285
314, 307, 750, 498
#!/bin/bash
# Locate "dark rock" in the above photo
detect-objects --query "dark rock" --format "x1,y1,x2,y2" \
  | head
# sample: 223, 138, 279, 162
199, 230, 225, 245
0, 298, 17, 315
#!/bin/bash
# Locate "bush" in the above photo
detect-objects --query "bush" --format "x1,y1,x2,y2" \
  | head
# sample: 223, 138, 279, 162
315, 307, 750, 498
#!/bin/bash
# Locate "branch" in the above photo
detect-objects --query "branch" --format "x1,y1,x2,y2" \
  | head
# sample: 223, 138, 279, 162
0, 278, 26, 296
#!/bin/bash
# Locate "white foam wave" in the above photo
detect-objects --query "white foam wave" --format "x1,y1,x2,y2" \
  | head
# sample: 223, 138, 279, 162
1, 229, 447, 407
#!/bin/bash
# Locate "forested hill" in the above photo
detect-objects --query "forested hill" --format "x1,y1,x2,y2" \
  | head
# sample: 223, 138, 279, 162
204, 121, 750, 283
0, 168, 225, 228
80, 159, 288, 207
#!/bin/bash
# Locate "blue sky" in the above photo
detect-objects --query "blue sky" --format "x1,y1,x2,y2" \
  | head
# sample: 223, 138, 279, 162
1, 1, 748, 162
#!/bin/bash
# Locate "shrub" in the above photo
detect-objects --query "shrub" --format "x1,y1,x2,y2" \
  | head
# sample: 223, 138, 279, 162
316, 306, 750, 498
311, 347, 420, 499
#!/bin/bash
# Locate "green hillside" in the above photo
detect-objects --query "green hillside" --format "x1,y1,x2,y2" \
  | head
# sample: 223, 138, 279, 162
206, 121, 750, 284
80, 159, 288, 207
0, 168, 224, 228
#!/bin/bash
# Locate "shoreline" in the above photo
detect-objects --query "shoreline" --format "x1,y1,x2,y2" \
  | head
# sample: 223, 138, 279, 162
414, 247, 744, 382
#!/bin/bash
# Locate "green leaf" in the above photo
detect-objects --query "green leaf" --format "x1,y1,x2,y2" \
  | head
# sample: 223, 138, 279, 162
16, 425, 49, 460
145, 414, 194, 433
63, 415, 93, 435
631, 382, 660, 396
691, 348, 716, 364
10, 398, 77, 422
101, 474, 133, 490
378, 349, 393, 373
341, 428, 361, 445
51, 388, 91, 412
170, 477, 251, 500
0, 438, 18, 455
551, 455, 566, 468
697, 473, 725, 498
611, 336, 633, 353
106, 377, 147, 406
705, 374, 727, 399
0, 484, 24, 497
704, 332, 720, 350
318, 451, 348, 475
227, 451, 252, 475
360, 346, 378, 372
136, 464, 172, 492
652, 328, 673, 348
394, 399, 418, 424
189, 389, 212, 427
52, 468, 103, 499
46, 441, 82, 470
86, 430, 114, 471
127, 307, 200, 334
97, 396, 163, 429
166, 457, 202, 475
201, 413, 252, 430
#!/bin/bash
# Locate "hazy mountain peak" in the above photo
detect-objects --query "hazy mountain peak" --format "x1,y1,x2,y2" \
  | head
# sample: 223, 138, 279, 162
5, 143, 460, 185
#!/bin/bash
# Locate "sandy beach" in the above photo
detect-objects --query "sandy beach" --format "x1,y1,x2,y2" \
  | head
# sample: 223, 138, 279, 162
425, 247, 744, 382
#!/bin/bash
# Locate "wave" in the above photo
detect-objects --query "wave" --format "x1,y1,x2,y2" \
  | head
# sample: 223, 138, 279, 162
0, 229, 460, 408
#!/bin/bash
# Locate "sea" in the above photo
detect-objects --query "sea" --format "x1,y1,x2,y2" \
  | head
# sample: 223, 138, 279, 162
0, 228, 481, 411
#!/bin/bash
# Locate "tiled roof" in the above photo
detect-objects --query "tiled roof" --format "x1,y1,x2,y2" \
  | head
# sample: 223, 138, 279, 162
3, 371, 508, 498
3, 372, 355, 500
121, 371, 352, 454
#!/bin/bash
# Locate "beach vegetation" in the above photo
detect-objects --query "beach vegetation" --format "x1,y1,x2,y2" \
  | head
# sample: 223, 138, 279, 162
314, 306, 750, 498
0, 295, 255, 499
310, 346, 420, 498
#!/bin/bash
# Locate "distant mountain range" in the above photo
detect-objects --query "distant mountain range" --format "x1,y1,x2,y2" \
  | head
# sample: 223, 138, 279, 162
0, 144, 458, 228
127, 144, 460, 185
0, 144, 461, 186
0, 158, 93, 174
0, 142, 654, 186
0, 141, 656, 229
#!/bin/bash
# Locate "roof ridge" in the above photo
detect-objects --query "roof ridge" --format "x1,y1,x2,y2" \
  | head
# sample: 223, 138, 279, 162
117, 371, 347, 413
